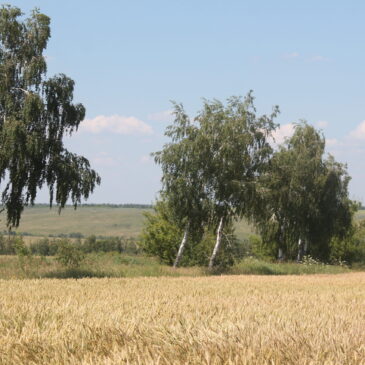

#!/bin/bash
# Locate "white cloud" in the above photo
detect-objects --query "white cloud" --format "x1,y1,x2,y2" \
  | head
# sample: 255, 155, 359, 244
307, 55, 329, 62
349, 121, 365, 140
79, 115, 153, 135
270, 123, 295, 145
148, 110, 173, 123
282, 52, 300, 59
316, 120, 329, 129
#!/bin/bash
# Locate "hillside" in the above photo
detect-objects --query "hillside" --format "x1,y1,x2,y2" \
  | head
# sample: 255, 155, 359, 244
0, 204, 254, 240
1, 204, 364, 241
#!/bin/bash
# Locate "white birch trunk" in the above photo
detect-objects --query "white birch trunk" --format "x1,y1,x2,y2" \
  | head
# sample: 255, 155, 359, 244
208, 217, 224, 269
173, 224, 189, 268
278, 248, 283, 261
297, 238, 303, 262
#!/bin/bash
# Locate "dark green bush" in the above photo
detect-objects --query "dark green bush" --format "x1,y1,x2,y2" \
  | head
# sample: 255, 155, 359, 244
330, 220, 365, 265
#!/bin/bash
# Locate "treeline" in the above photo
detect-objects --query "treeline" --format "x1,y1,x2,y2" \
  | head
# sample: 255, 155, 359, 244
142, 93, 362, 268
23, 203, 153, 209
0, 235, 141, 256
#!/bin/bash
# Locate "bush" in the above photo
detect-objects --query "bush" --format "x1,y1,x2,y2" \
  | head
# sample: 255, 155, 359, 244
0, 234, 17, 254
81, 235, 140, 254
56, 240, 85, 269
30, 238, 59, 256
330, 220, 365, 265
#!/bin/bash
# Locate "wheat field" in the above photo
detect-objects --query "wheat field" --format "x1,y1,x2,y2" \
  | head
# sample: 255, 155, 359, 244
0, 273, 364, 364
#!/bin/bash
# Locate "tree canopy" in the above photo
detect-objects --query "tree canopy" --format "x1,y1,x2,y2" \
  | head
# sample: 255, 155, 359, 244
153, 93, 279, 267
0, 5, 100, 227
256, 123, 356, 261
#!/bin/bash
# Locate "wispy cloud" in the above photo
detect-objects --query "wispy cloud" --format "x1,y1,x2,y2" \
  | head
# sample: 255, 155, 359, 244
326, 138, 339, 147
281, 52, 330, 63
348, 120, 365, 141
93, 152, 119, 167
270, 123, 295, 145
79, 115, 153, 135
316, 120, 329, 129
282, 52, 300, 59
307, 55, 329, 62
148, 110, 173, 123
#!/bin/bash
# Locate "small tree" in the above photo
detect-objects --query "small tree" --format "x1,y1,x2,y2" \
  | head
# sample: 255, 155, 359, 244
0, 6, 100, 227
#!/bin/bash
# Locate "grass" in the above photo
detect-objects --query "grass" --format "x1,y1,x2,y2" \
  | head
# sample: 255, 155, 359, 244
0, 273, 364, 364
0, 254, 204, 280
229, 257, 350, 275
0, 253, 350, 280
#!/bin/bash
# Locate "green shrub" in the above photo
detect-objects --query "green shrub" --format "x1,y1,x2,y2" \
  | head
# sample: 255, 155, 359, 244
30, 238, 59, 256
330, 220, 365, 265
0, 234, 17, 254
56, 240, 85, 269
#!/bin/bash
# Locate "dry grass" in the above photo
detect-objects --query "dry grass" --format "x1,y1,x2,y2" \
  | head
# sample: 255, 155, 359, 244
0, 273, 364, 364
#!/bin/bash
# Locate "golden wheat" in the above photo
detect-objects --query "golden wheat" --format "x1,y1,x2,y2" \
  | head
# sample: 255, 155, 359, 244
0, 273, 364, 364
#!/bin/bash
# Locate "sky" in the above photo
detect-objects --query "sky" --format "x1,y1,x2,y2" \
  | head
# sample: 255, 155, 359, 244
5, 0, 365, 204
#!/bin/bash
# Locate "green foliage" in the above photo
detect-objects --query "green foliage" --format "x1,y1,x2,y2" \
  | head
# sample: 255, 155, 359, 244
0, 234, 16, 254
255, 122, 356, 261
55, 240, 85, 269
195, 93, 279, 224
141, 201, 182, 265
153, 92, 279, 267
141, 200, 244, 267
29, 238, 58, 256
81, 235, 140, 254
330, 220, 365, 264
0, 5, 100, 227
246, 234, 275, 260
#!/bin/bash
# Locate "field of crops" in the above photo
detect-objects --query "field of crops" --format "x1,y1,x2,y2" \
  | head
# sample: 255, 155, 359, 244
0, 273, 364, 364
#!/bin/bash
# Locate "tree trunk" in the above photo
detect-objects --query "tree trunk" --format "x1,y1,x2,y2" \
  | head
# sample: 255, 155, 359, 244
304, 240, 308, 256
297, 238, 304, 262
208, 217, 224, 269
278, 222, 285, 261
278, 248, 284, 261
173, 223, 189, 268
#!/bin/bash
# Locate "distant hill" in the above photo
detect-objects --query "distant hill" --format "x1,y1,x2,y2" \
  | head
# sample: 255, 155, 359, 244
1, 205, 364, 241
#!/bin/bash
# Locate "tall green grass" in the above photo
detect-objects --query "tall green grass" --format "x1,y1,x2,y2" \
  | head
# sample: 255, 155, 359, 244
0, 253, 350, 280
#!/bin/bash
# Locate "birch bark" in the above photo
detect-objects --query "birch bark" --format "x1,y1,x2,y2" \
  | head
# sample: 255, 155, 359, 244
173, 223, 189, 268
208, 217, 224, 269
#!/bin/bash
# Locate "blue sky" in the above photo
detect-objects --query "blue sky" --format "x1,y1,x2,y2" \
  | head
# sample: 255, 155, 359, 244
5, 0, 365, 203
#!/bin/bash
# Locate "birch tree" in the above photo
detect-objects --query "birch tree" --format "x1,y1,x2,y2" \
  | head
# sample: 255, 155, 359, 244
0, 6, 100, 227
193, 93, 278, 268
153, 103, 209, 267
256, 123, 355, 261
